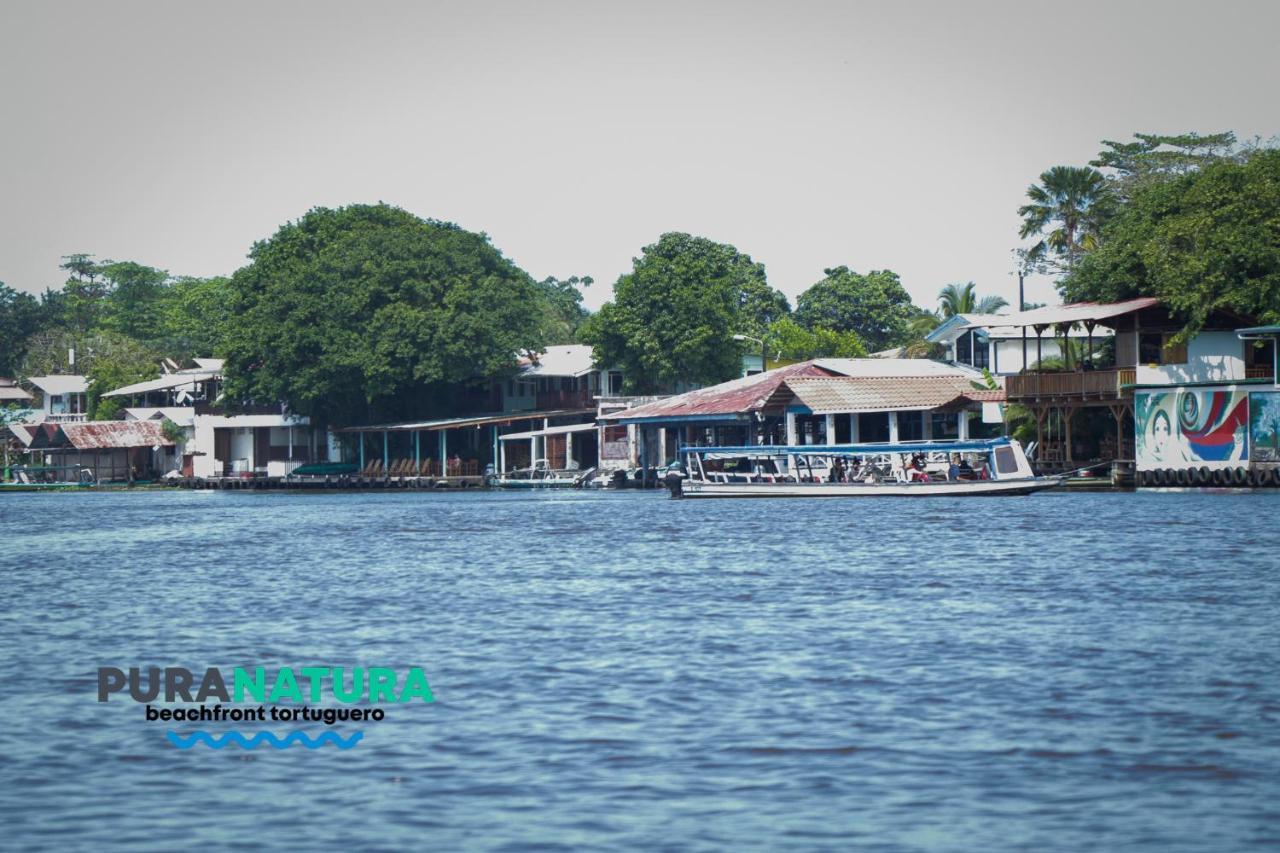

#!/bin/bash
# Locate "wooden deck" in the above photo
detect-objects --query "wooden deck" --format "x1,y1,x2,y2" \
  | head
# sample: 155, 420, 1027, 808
1006, 368, 1136, 401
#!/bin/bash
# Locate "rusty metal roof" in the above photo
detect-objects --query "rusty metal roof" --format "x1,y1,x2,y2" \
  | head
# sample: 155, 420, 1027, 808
784, 377, 1003, 414
602, 362, 839, 423
56, 421, 175, 449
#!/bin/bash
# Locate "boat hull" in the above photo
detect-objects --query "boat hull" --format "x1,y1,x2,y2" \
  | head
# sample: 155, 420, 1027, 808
673, 476, 1064, 498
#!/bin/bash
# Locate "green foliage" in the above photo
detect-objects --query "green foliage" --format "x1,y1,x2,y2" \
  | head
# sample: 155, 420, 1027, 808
155, 276, 233, 358
160, 417, 187, 444
581, 232, 788, 393
793, 267, 912, 352
1091, 131, 1241, 201
765, 316, 865, 361
222, 203, 549, 426
82, 333, 161, 420
937, 282, 1009, 318
1018, 166, 1114, 273
534, 276, 592, 344
1065, 148, 1280, 332
0, 283, 45, 375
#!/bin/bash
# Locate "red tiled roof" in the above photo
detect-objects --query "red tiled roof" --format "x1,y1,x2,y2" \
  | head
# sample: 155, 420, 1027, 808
57, 421, 175, 449
785, 376, 1000, 414
601, 362, 838, 422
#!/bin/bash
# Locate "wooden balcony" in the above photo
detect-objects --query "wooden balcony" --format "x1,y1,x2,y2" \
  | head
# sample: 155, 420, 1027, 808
535, 388, 593, 410
1006, 368, 1133, 401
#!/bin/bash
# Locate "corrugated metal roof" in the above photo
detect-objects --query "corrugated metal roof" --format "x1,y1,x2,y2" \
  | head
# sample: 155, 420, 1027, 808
518, 345, 597, 378
335, 408, 595, 433
785, 376, 994, 414
103, 370, 218, 398
954, 297, 1160, 331
0, 384, 32, 401
498, 422, 598, 441
601, 362, 838, 422
27, 375, 88, 395
814, 358, 982, 378
57, 421, 175, 449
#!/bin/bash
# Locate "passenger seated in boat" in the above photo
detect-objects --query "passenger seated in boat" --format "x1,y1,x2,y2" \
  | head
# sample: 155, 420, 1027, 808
829, 458, 846, 483
947, 454, 961, 481
958, 457, 976, 479
903, 455, 929, 482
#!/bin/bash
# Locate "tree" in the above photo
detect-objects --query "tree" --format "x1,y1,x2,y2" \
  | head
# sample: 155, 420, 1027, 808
1091, 131, 1241, 202
155, 276, 233, 358
581, 233, 788, 393
765, 316, 865, 361
1065, 148, 1280, 333
84, 333, 160, 420
792, 267, 913, 352
222, 204, 550, 427
534, 276, 592, 344
0, 283, 45, 375
1018, 166, 1114, 272
56, 254, 112, 333
937, 282, 1009, 318
98, 260, 171, 341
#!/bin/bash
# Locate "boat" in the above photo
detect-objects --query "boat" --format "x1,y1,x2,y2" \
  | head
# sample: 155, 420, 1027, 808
491, 458, 597, 489
666, 438, 1064, 498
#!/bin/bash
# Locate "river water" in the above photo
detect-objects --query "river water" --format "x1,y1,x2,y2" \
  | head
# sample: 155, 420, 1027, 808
1, 489, 1277, 851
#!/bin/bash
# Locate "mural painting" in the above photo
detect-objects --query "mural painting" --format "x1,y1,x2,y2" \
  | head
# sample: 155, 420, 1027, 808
1249, 391, 1280, 462
1135, 388, 1248, 470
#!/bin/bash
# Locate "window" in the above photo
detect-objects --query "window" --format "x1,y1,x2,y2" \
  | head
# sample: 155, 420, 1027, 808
956, 334, 971, 365
1139, 332, 1187, 365
972, 334, 990, 370
994, 445, 1019, 475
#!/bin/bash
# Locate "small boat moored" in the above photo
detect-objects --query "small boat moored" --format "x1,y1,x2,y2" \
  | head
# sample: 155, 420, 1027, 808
667, 438, 1063, 498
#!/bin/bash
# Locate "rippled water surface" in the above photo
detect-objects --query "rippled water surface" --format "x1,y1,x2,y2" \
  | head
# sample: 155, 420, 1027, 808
1, 489, 1278, 851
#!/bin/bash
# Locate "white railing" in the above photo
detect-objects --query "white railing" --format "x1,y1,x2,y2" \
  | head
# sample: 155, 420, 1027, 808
45, 413, 87, 423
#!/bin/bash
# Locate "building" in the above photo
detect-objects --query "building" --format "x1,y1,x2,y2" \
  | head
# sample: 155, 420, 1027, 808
598, 358, 1004, 477
12, 420, 175, 482
24, 375, 89, 423
928, 313, 1109, 375
101, 359, 315, 479
0, 378, 33, 406
984, 297, 1276, 479
336, 345, 620, 477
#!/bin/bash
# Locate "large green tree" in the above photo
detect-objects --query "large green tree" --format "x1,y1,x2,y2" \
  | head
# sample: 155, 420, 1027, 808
0, 284, 45, 375
534, 275, 592, 344
222, 204, 550, 426
765, 316, 865, 361
1064, 148, 1280, 332
1091, 131, 1241, 202
793, 267, 912, 352
1018, 166, 1114, 272
581, 233, 788, 393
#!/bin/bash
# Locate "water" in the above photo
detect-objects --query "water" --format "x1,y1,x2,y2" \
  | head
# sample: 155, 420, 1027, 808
1, 489, 1278, 851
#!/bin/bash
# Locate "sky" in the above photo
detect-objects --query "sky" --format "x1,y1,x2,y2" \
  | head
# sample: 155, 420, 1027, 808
1, 0, 1277, 315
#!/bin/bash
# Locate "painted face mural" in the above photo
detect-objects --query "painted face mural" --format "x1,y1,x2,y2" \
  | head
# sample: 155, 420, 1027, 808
1135, 389, 1248, 470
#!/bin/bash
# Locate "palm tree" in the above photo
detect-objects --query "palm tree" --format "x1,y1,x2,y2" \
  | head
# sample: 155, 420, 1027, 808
1018, 166, 1112, 271
937, 282, 1010, 318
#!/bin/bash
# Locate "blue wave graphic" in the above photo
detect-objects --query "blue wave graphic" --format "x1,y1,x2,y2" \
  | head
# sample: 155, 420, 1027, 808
166, 730, 364, 750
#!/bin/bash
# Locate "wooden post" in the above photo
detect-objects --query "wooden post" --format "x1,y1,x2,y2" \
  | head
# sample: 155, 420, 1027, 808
1063, 406, 1074, 464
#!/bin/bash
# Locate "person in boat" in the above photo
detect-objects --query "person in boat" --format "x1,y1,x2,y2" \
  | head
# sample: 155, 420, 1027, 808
947, 454, 961, 481
845, 456, 862, 482
829, 457, 845, 483
903, 454, 929, 483
958, 456, 976, 479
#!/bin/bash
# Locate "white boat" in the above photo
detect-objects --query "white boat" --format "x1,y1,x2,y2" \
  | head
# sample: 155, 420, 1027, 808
491, 459, 597, 489
667, 438, 1063, 498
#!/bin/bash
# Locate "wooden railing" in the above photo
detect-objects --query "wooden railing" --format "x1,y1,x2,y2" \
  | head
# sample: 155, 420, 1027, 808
1006, 369, 1129, 400
536, 389, 593, 410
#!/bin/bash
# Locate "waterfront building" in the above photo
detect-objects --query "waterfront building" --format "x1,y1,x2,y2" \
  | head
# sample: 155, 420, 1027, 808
10, 420, 175, 482
24, 375, 88, 423
0, 378, 33, 405
980, 297, 1276, 483
598, 358, 1003, 475
100, 359, 316, 479
928, 313, 1109, 375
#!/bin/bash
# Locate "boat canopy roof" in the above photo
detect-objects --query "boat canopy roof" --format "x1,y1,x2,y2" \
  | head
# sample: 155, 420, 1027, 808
681, 437, 1012, 456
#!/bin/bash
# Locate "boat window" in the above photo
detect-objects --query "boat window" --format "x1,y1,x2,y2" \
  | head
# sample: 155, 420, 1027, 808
994, 445, 1018, 475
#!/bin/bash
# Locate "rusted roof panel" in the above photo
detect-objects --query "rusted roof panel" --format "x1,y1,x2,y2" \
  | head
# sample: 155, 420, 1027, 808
783, 377, 981, 414
602, 362, 838, 422
58, 421, 175, 449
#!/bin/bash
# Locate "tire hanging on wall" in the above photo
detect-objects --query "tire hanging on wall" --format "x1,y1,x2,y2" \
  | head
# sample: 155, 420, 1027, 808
1233, 467, 1249, 486
1212, 468, 1227, 486
1195, 466, 1211, 485
1174, 468, 1188, 486
1155, 468, 1169, 486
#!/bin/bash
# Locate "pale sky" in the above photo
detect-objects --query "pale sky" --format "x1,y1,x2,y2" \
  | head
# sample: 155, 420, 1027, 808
1, 0, 1277, 314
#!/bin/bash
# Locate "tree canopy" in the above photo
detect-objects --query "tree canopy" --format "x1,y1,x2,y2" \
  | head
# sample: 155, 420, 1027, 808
1064, 148, 1280, 330
792, 267, 912, 352
765, 316, 865, 361
580, 232, 789, 393
0, 283, 44, 375
221, 203, 551, 426
1018, 166, 1113, 273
